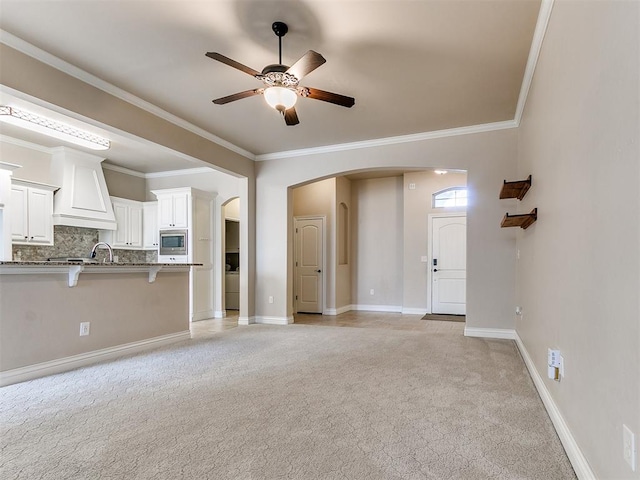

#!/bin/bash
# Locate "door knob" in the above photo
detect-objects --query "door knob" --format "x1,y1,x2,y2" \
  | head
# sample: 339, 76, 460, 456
433, 268, 438, 272
316, 269, 322, 273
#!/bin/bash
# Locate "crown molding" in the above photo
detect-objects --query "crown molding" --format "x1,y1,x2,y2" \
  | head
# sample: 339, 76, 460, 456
101, 162, 147, 178
0, 29, 255, 161
256, 120, 518, 161
144, 166, 216, 179
514, 0, 555, 125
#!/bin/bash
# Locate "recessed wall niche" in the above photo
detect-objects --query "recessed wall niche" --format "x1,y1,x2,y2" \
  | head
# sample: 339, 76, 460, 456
338, 202, 349, 265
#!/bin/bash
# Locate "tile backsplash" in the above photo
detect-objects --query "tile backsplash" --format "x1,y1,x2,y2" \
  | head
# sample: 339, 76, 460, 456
12, 226, 157, 263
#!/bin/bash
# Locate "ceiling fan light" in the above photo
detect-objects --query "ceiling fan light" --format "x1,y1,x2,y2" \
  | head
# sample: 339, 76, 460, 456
264, 87, 297, 112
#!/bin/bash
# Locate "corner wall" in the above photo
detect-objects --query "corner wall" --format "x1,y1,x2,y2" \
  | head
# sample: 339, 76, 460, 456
515, 1, 639, 478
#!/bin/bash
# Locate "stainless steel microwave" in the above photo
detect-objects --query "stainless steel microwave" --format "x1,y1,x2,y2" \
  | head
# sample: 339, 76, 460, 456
159, 230, 188, 256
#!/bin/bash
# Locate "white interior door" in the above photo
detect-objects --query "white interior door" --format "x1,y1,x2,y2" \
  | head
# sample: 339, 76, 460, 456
295, 217, 323, 313
431, 215, 466, 315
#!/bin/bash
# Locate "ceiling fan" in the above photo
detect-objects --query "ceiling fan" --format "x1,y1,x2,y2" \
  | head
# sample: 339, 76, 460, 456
206, 21, 355, 126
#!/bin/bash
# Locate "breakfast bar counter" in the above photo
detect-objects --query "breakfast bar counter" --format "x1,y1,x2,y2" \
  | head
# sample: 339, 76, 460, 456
0, 261, 198, 386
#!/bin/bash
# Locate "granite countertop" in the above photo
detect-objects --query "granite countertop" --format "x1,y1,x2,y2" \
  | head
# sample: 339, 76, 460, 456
0, 261, 202, 267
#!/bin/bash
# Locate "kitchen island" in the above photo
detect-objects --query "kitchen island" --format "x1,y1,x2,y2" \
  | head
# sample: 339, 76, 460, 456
0, 261, 200, 386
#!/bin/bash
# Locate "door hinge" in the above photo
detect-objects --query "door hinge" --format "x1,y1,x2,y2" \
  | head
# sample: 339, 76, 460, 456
295, 295, 298, 300
295, 228, 298, 233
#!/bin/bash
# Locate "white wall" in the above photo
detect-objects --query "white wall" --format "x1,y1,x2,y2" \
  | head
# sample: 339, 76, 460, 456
255, 128, 518, 329
515, 1, 639, 478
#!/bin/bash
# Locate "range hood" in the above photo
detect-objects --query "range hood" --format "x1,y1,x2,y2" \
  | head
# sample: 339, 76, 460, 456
49, 147, 116, 230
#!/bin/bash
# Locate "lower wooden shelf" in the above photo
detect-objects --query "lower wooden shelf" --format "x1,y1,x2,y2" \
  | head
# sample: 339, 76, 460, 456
501, 208, 538, 229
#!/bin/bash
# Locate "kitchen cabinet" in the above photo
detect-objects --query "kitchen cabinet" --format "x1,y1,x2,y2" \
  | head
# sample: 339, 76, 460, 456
11, 179, 57, 246
156, 191, 189, 228
100, 197, 143, 249
143, 202, 158, 249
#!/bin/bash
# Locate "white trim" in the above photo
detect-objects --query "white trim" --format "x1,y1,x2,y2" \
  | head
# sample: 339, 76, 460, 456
0, 330, 191, 387
255, 316, 294, 325
0, 29, 255, 161
514, 0, 555, 125
192, 310, 215, 322
144, 167, 216, 179
256, 121, 517, 161
352, 304, 403, 313
238, 316, 256, 326
0, 133, 54, 153
464, 327, 516, 339
324, 304, 353, 316
401, 307, 428, 315
101, 162, 147, 178
515, 332, 596, 480
214, 310, 226, 319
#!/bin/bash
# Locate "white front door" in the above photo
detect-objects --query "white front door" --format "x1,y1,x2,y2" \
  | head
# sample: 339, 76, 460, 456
295, 217, 323, 313
431, 215, 466, 315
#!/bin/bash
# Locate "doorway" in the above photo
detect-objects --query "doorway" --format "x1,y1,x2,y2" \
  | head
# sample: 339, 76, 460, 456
430, 214, 466, 315
294, 216, 324, 313
224, 198, 240, 312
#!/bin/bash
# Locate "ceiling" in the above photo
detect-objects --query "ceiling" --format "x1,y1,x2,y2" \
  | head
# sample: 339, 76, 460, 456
0, 0, 541, 173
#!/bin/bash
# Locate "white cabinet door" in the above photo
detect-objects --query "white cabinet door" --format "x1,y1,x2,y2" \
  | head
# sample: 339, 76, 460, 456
26, 188, 53, 244
111, 202, 130, 247
128, 204, 143, 248
10, 186, 28, 242
143, 202, 158, 249
172, 192, 189, 228
156, 192, 189, 228
11, 184, 54, 245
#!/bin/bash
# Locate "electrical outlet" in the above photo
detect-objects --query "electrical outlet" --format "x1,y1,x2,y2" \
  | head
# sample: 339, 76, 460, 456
515, 306, 522, 315
79, 322, 90, 336
268, 296, 274, 304
369, 289, 374, 296
624, 424, 637, 471
547, 349, 563, 381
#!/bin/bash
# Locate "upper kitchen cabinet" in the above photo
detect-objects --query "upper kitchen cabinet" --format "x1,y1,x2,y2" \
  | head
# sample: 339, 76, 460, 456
100, 197, 143, 249
143, 202, 158, 249
11, 179, 58, 246
155, 190, 189, 229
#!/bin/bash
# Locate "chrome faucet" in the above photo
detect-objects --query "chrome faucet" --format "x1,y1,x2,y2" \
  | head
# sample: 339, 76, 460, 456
90, 242, 114, 263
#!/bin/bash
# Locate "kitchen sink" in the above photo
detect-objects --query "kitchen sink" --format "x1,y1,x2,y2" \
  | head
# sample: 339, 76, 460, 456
46, 257, 99, 263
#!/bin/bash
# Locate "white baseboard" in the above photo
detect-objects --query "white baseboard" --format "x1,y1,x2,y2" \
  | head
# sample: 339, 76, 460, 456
352, 304, 402, 313
515, 333, 596, 480
324, 305, 352, 316
214, 310, 225, 319
402, 307, 427, 315
255, 316, 293, 325
0, 330, 191, 387
464, 327, 516, 339
238, 316, 255, 326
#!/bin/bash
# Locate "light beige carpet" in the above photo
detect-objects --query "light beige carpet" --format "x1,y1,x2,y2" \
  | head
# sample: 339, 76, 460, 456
0, 324, 575, 479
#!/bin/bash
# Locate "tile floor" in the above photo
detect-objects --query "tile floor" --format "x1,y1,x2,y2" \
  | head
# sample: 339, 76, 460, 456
191, 311, 465, 338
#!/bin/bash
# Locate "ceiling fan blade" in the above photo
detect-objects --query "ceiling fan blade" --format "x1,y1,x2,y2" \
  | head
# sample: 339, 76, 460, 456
205, 52, 261, 77
304, 87, 355, 108
213, 89, 263, 105
283, 107, 300, 126
286, 50, 326, 80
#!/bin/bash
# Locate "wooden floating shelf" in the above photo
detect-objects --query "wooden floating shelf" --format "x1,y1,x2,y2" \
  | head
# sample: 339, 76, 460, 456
501, 208, 538, 229
500, 175, 532, 200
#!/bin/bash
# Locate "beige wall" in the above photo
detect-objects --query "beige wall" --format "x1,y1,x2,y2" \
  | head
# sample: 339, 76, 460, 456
255, 128, 517, 328
0, 270, 189, 372
516, 1, 639, 478
103, 168, 146, 201
335, 176, 352, 311
0, 141, 52, 184
351, 176, 404, 308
